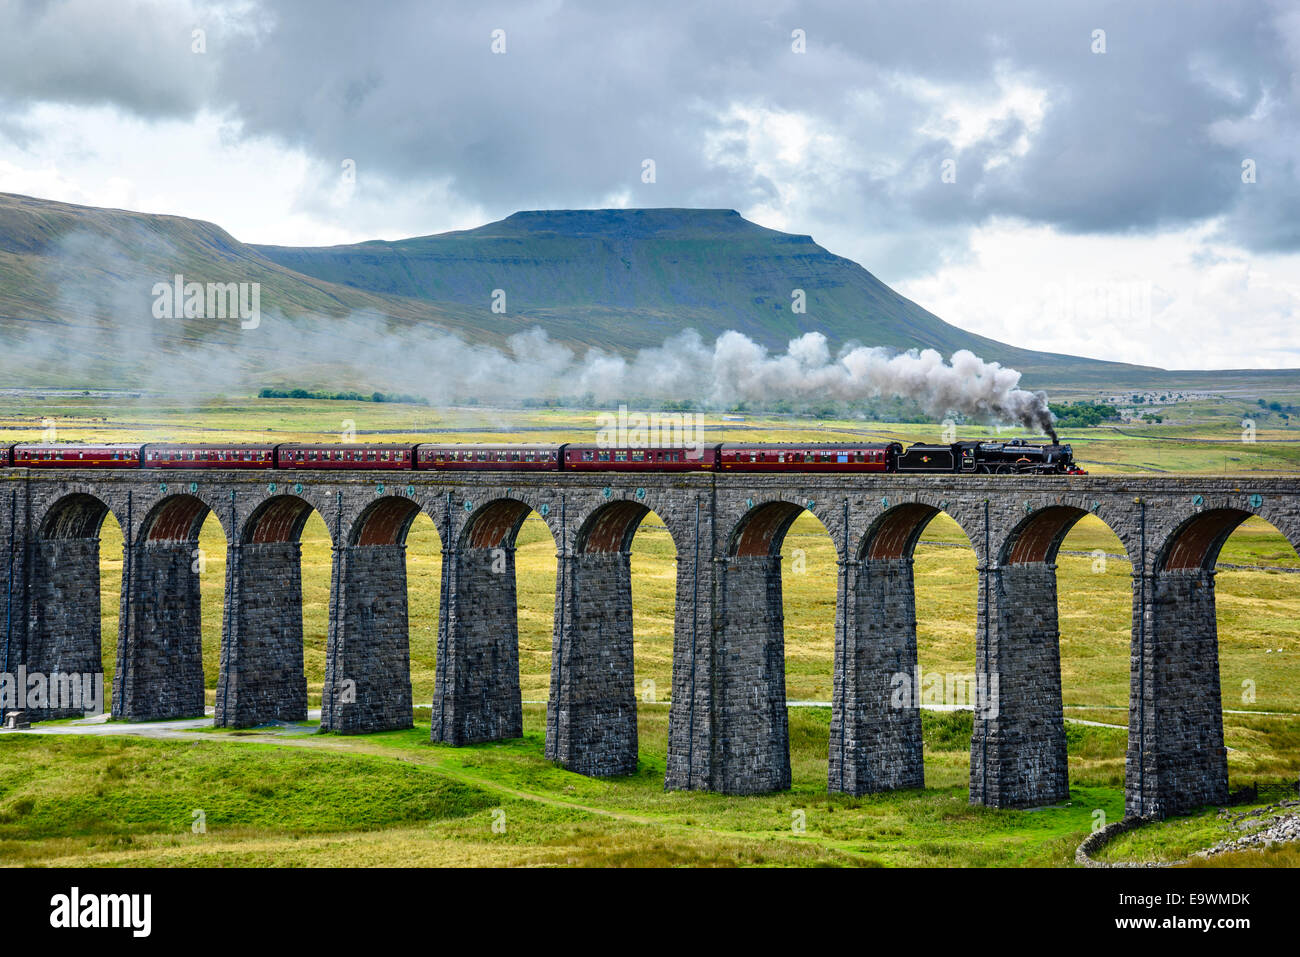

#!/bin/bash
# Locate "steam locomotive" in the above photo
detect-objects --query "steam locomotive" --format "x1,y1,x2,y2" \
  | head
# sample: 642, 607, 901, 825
2, 438, 1084, 475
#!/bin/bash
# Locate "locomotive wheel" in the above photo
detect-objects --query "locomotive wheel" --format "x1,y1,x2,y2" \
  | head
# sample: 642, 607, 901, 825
995, 464, 1013, 474
976, 465, 991, 474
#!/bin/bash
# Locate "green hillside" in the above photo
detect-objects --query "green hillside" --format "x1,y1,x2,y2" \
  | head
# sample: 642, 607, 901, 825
0, 192, 508, 388
256, 208, 1154, 382
0, 192, 1294, 394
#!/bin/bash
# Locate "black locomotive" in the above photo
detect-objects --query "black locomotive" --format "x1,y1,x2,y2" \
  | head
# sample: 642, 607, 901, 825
895, 438, 1082, 474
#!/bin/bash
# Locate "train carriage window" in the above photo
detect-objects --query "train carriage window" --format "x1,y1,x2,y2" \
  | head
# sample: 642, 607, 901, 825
631, 450, 645, 461
582, 451, 594, 461
598, 451, 610, 461
614, 451, 627, 462
476, 451, 487, 461
380, 451, 389, 461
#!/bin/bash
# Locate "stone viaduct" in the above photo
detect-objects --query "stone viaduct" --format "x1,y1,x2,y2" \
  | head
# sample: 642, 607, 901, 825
1, 467, 1296, 819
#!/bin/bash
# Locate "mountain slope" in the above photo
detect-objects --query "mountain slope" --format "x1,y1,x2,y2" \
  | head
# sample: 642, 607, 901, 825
0, 191, 513, 387
254, 207, 1149, 380
0, 193, 1289, 394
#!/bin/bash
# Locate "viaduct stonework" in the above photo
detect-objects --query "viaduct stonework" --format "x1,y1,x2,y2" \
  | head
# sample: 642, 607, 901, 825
2, 467, 1297, 818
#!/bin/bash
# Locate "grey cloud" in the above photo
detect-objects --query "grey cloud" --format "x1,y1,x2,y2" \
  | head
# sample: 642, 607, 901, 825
2, 0, 1298, 265
0, 0, 223, 116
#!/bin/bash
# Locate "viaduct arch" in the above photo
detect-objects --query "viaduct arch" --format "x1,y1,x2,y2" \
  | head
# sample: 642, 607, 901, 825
2, 469, 1296, 819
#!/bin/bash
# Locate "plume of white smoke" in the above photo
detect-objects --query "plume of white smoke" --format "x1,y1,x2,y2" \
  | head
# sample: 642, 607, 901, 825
2, 226, 1056, 437
572, 329, 1055, 436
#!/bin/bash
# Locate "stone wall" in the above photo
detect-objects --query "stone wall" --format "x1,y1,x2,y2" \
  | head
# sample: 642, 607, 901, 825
1125, 568, 1229, 817
545, 552, 638, 775
26, 539, 102, 719
712, 554, 791, 794
430, 544, 523, 745
0, 489, 25, 707
215, 542, 307, 726
830, 557, 924, 795
114, 542, 205, 721
322, 544, 413, 733
665, 505, 716, 791
969, 563, 1069, 808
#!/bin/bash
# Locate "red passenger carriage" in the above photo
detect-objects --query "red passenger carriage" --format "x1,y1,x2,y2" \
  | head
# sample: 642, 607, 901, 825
416, 444, 562, 470
718, 443, 902, 472
12, 443, 143, 468
143, 443, 277, 468
277, 443, 416, 470
562, 444, 717, 471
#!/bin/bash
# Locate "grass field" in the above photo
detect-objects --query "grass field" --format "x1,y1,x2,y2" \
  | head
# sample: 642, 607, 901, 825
0, 709, 1131, 867
1, 395, 1298, 866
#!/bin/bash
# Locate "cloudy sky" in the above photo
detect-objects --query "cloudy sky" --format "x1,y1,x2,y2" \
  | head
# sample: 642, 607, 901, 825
1, 0, 1298, 370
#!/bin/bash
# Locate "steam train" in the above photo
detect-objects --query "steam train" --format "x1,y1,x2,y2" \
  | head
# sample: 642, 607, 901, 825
2, 438, 1084, 475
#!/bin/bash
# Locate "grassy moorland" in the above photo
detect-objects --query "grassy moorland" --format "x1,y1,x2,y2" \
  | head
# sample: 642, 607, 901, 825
0, 709, 1132, 867
0, 395, 1297, 866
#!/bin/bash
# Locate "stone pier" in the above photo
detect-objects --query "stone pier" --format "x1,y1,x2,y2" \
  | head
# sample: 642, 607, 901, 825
545, 499, 643, 776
